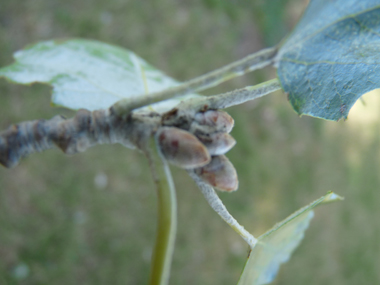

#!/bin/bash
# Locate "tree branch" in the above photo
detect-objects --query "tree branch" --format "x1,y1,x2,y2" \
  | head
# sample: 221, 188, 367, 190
0, 79, 281, 168
0, 109, 160, 168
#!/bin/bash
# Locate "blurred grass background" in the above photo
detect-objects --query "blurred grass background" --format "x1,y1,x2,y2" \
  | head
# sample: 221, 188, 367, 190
0, 0, 380, 284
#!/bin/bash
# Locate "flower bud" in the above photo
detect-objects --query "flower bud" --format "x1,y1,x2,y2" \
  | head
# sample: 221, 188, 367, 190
156, 127, 211, 169
194, 110, 234, 133
197, 132, 236, 156
194, 155, 238, 192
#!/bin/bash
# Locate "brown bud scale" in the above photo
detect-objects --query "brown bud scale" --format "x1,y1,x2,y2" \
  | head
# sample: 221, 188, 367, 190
194, 110, 234, 133
194, 155, 238, 192
156, 127, 211, 169
197, 132, 236, 156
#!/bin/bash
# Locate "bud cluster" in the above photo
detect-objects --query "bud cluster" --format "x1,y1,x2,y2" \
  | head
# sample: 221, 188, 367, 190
156, 109, 238, 192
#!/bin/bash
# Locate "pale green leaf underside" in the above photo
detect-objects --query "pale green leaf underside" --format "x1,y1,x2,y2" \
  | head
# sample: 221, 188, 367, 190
238, 192, 342, 285
0, 39, 199, 112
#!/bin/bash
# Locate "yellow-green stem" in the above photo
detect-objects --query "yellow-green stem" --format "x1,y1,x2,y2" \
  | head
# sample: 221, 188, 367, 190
147, 137, 177, 285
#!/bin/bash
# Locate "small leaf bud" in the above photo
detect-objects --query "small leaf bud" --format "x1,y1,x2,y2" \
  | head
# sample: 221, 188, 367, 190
194, 155, 238, 192
194, 110, 234, 133
197, 132, 236, 156
156, 127, 211, 168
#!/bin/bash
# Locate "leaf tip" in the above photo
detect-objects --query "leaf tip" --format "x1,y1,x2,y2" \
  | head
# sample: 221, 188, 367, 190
323, 192, 344, 204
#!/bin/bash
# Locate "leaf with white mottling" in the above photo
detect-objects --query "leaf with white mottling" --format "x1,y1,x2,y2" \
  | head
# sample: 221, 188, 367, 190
0, 39, 199, 112
237, 192, 343, 285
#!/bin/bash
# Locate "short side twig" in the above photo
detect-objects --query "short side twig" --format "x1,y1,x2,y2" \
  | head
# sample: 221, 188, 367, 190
0, 109, 160, 168
0, 79, 281, 168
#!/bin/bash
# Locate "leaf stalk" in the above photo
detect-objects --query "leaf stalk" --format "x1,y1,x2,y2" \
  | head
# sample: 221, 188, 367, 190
147, 137, 178, 285
188, 170, 257, 249
111, 47, 278, 116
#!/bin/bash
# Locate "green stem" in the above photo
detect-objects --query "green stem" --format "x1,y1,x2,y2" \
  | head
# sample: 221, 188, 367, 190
147, 137, 177, 285
111, 47, 278, 116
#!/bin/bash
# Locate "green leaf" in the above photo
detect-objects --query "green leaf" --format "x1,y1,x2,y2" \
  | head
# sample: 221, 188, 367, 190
237, 192, 343, 285
0, 39, 199, 112
276, 0, 380, 121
